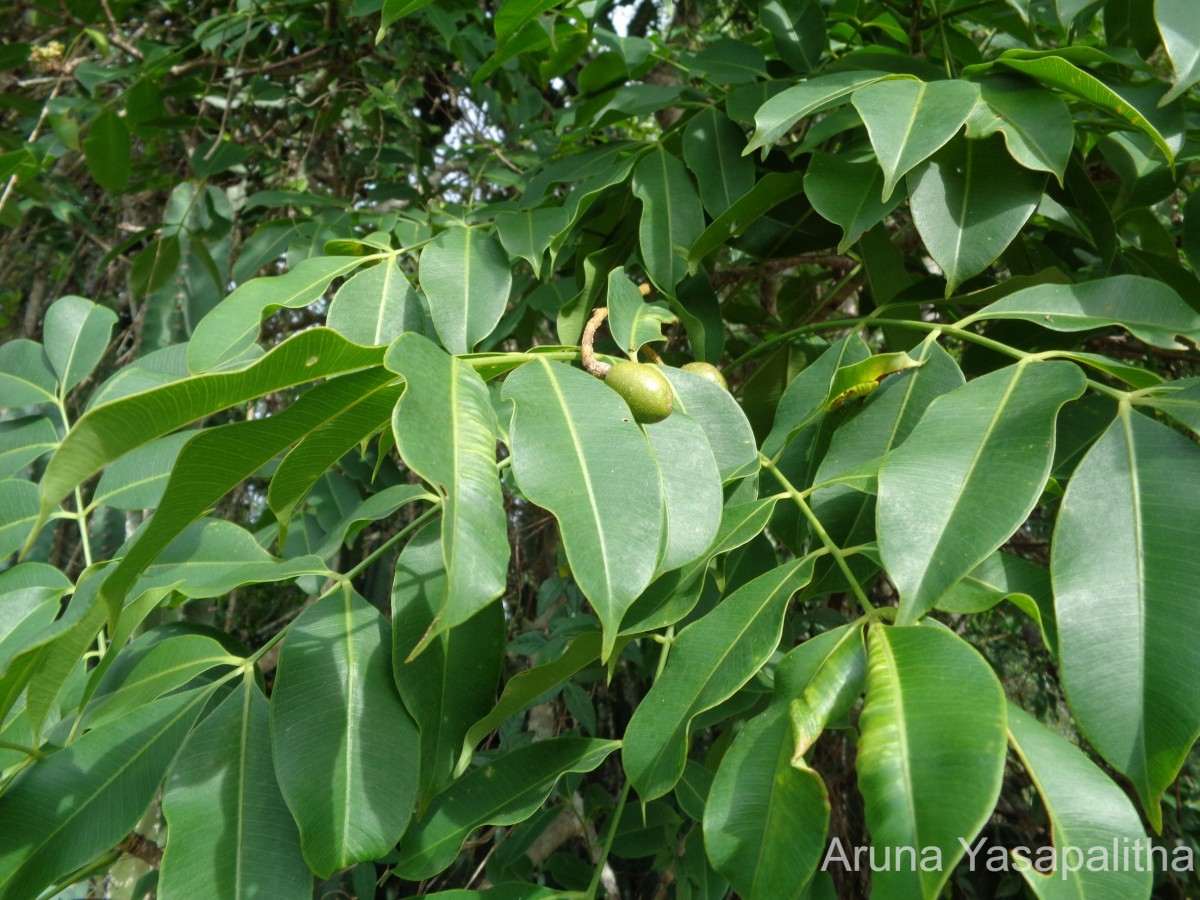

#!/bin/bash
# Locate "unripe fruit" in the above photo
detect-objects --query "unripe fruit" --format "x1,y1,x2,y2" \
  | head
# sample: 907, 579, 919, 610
680, 361, 729, 392
605, 361, 674, 424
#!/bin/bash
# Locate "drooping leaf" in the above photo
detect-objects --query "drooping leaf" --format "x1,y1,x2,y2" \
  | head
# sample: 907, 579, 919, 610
82, 108, 131, 191
622, 556, 815, 800
759, 0, 827, 73
326, 257, 425, 347
1157, 0, 1200, 105
957, 275, 1200, 350
856, 624, 1006, 900
90, 431, 192, 511
632, 146, 705, 296
965, 77, 1074, 181
644, 410, 723, 574
605, 267, 676, 357
271, 590, 418, 878
662, 367, 757, 481
494, 207, 569, 277
502, 359, 663, 659
687, 171, 807, 270
804, 149, 904, 253
418, 227, 512, 354
908, 135, 1046, 295
0, 481, 43, 569
936, 551, 1055, 652
188, 256, 369, 372
0, 417, 57, 481
851, 78, 980, 201
682, 107, 755, 218
878, 360, 1086, 623
160, 680, 311, 900
392, 522, 505, 805
394, 737, 619, 880
0, 687, 210, 900
1005, 702, 1152, 898
41, 295, 119, 396
387, 333, 508, 648
1052, 408, 1200, 831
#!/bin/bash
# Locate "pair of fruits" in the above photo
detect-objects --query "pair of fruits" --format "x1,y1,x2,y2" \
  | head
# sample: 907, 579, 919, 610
604, 360, 727, 424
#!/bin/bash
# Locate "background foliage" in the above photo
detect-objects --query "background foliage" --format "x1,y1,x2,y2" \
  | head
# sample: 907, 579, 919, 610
2, 0, 1200, 897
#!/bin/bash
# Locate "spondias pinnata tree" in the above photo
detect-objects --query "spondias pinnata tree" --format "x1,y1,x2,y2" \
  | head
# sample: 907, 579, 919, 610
580, 306, 674, 424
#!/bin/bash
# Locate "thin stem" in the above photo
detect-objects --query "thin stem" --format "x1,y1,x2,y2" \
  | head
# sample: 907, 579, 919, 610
653, 625, 675, 680
586, 780, 631, 900
760, 454, 875, 614
320, 501, 441, 598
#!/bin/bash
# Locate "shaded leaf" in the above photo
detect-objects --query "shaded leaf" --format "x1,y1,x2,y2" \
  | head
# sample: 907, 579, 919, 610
82, 108, 131, 191
632, 146, 705, 296
43, 295, 118, 396
682, 107, 755, 218
502, 359, 663, 659
327, 258, 425, 346
271, 590, 419, 877
419, 228, 512, 354
1052, 408, 1200, 831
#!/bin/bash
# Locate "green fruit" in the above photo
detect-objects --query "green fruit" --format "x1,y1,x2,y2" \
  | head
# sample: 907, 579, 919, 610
680, 361, 729, 392
604, 361, 674, 424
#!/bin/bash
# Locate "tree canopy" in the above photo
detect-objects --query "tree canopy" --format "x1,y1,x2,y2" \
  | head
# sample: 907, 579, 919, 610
2, 0, 1200, 898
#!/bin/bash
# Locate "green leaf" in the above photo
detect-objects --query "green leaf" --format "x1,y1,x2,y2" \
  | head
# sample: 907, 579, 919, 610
455, 630, 607, 776
804, 149, 904, 253
97, 366, 395, 624
687, 171, 807, 271
1005, 702, 1153, 898
268, 370, 402, 542
632, 146, 705, 297
957, 275, 1200, 350
964, 77, 1074, 181
188, 256, 368, 372
994, 53, 1175, 164
271, 590, 418, 878
494, 207, 569, 277
0, 340, 57, 407
1158, 0, 1200, 105
42, 295, 119, 396
1052, 408, 1200, 831
0, 686, 209, 900
856, 625, 1006, 900
760, 0, 827, 73
703, 704, 829, 899
37, 328, 384, 530
682, 107, 755, 218
378, 0, 435, 39
502, 359, 663, 659
312, 483, 433, 559
0, 416, 57, 481
662, 367, 757, 481
936, 552, 1055, 652
605, 268, 676, 357
909, 135, 1045, 295
392, 522, 505, 805
745, 71, 897, 154
394, 737, 619, 880
419, 227, 512, 354
645, 410, 723, 574
0, 480, 38, 559
132, 518, 330, 599
326, 258, 425, 346
82, 108, 131, 191
90, 431, 192, 511
878, 360, 1086, 624
825, 350, 926, 411
851, 78, 979, 201
1136, 377, 1200, 436
83, 633, 239, 729
388, 333, 508, 648
160, 681, 311, 899
622, 556, 815, 800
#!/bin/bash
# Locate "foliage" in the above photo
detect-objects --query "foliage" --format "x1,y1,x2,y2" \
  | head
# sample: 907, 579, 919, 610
2, 0, 1200, 898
